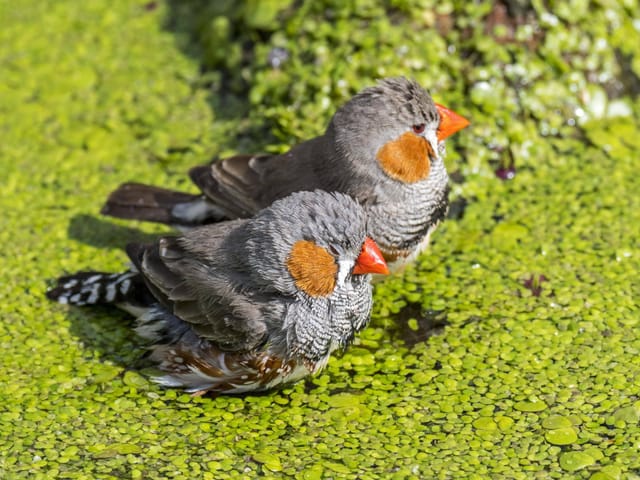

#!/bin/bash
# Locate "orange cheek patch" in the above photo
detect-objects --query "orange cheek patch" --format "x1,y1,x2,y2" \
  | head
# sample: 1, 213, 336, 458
286, 240, 337, 297
377, 132, 432, 183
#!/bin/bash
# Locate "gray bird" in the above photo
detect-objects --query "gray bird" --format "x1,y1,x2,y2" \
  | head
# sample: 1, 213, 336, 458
101, 77, 469, 272
47, 191, 389, 395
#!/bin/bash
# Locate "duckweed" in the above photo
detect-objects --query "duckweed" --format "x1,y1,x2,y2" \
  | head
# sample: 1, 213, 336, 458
560, 451, 599, 472
545, 427, 579, 446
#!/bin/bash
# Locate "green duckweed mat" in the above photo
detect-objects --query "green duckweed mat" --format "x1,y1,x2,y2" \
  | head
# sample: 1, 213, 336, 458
1, 0, 640, 478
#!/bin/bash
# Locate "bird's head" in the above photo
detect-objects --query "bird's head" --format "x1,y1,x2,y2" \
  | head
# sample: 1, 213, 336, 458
330, 77, 469, 184
244, 190, 388, 298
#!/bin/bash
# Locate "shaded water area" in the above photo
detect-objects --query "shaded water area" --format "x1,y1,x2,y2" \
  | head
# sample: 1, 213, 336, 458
1, 0, 639, 478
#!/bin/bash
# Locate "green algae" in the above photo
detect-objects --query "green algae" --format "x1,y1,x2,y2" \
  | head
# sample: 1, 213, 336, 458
1, 0, 640, 478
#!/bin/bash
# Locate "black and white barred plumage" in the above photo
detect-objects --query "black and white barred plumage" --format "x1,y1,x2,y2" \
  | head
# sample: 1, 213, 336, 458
48, 271, 143, 306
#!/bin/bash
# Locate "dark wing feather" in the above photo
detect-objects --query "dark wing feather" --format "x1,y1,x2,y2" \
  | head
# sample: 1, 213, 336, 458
126, 221, 269, 352
188, 137, 330, 219
126, 241, 180, 313
189, 155, 267, 218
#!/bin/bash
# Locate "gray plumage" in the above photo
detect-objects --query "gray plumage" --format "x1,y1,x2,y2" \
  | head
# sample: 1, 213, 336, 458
48, 191, 383, 395
102, 77, 466, 270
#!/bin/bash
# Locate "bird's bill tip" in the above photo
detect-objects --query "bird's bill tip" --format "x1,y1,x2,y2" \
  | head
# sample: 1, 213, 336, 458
435, 103, 470, 141
353, 237, 390, 275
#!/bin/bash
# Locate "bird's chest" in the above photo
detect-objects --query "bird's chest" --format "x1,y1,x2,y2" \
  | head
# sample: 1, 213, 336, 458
382, 227, 436, 275
366, 188, 434, 246
366, 165, 448, 263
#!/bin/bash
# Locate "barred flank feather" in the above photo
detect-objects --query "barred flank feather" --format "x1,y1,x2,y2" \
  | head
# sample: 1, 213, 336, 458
134, 308, 312, 395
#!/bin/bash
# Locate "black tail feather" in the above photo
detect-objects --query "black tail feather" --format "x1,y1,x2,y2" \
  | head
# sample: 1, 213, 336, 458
46, 270, 153, 307
100, 182, 203, 225
100, 183, 225, 227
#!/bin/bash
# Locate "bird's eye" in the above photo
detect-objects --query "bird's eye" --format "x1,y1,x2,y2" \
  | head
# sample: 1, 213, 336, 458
412, 124, 425, 134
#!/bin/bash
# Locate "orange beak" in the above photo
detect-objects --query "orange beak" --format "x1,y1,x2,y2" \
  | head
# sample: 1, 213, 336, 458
353, 237, 389, 275
435, 103, 470, 141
